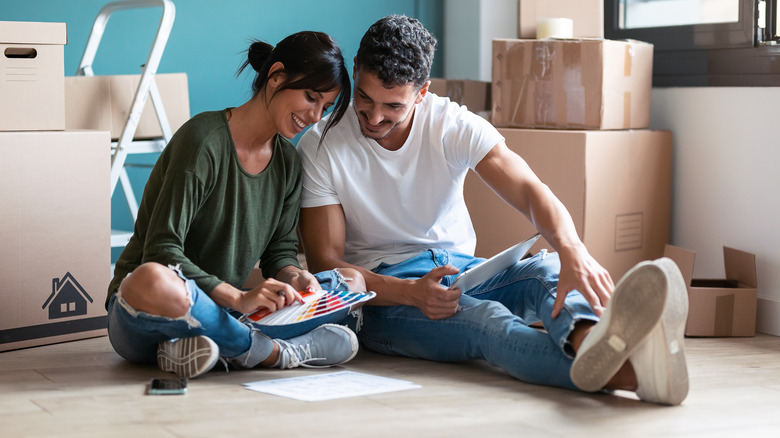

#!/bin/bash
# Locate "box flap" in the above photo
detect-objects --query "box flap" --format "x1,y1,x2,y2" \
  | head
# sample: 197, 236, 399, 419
663, 244, 696, 287
723, 246, 757, 288
0, 21, 67, 45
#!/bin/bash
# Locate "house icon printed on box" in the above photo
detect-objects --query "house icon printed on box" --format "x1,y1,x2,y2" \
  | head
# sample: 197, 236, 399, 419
42, 272, 93, 320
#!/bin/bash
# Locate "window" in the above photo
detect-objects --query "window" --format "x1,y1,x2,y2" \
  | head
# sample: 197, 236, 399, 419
605, 0, 780, 86
620, 0, 741, 29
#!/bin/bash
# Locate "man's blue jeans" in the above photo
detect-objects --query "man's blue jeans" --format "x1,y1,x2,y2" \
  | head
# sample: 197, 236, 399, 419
106, 265, 352, 366
356, 249, 598, 390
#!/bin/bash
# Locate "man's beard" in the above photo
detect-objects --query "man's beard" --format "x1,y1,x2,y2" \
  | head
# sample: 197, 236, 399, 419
360, 121, 399, 141
355, 108, 403, 142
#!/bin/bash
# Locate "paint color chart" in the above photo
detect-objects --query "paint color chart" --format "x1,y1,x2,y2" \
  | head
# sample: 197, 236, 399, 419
242, 289, 376, 326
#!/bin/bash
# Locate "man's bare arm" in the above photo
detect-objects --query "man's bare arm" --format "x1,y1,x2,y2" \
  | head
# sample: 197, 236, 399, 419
474, 141, 614, 317
299, 204, 461, 319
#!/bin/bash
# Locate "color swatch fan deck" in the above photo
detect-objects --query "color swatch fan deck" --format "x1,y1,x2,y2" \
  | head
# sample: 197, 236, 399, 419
241, 289, 376, 338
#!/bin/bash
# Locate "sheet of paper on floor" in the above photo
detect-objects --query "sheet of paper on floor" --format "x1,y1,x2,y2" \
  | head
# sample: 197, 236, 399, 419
243, 371, 421, 402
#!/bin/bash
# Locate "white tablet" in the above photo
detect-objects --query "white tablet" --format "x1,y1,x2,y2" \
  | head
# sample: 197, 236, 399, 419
448, 233, 541, 291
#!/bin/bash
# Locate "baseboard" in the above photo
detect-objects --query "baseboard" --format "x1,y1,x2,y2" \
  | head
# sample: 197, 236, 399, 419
756, 297, 780, 336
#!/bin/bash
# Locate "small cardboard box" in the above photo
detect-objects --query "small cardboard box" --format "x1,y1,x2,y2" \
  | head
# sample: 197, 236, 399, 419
518, 0, 604, 39
0, 21, 67, 131
664, 245, 758, 337
65, 73, 190, 139
464, 128, 672, 280
429, 78, 492, 113
0, 130, 111, 352
492, 38, 653, 130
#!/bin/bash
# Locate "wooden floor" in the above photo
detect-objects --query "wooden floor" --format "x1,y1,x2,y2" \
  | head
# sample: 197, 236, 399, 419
2, 334, 780, 437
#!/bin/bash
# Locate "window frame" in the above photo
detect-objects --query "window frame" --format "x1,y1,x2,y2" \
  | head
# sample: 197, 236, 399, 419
604, 0, 780, 86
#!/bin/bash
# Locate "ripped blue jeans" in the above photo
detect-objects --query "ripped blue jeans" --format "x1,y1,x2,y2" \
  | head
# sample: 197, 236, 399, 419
356, 249, 598, 390
106, 266, 352, 367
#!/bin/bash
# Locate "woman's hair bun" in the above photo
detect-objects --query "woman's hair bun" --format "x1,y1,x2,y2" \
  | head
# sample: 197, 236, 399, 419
247, 41, 274, 72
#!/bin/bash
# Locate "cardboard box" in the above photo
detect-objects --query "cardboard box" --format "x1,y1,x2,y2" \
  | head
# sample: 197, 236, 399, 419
0, 21, 67, 131
65, 73, 190, 139
429, 78, 492, 113
664, 245, 758, 337
0, 130, 111, 352
464, 128, 672, 280
492, 38, 653, 130
518, 0, 604, 39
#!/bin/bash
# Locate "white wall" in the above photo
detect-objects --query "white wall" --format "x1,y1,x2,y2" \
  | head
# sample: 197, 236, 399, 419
651, 88, 780, 336
444, 0, 517, 80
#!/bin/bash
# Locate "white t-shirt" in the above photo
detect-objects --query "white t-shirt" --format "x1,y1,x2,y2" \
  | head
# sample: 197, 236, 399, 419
298, 93, 504, 270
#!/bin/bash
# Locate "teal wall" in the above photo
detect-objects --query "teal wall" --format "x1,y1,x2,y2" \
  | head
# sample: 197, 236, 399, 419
1, 0, 445, 262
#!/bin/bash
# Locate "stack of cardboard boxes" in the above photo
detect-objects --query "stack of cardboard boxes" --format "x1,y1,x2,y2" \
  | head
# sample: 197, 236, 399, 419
463, 1, 673, 283
1, 19, 191, 352
463, 0, 758, 337
0, 21, 111, 352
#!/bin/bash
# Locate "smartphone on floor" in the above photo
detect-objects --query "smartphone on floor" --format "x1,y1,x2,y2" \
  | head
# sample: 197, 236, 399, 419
148, 377, 187, 395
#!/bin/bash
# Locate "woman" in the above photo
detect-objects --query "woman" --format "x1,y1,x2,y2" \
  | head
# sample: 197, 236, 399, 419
105, 31, 365, 379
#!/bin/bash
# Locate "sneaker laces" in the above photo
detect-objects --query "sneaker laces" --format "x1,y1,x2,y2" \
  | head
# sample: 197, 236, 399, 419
278, 340, 327, 368
350, 308, 364, 333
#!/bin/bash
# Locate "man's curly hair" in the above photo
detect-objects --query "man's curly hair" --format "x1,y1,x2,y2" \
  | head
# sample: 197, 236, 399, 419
355, 15, 437, 89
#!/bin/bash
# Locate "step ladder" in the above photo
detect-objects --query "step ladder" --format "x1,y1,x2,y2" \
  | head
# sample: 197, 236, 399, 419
75, 0, 176, 247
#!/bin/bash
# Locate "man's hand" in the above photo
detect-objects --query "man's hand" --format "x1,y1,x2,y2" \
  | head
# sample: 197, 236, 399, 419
407, 265, 462, 320
552, 245, 614, 318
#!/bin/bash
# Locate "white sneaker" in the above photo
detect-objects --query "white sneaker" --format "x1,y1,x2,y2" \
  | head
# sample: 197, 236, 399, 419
570, 261, 668, 392
275, 324, 359, 369
158, 335, 220, 379
629, 257, 690, 405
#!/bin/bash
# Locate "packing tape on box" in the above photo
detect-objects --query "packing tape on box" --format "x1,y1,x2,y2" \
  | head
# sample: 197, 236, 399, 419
624, 44, 634, 76
623, 44, 634, 128
498, 39, 634, 129
536, 18, 573, 39
532, 42, 556, 126
505, 39, 591, 128
503, 41, 531, 126
532, 40, 587, 127
562, 42, 585, 127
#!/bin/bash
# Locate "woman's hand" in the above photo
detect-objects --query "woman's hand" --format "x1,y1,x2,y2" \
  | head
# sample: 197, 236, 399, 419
233, 277, 303, 314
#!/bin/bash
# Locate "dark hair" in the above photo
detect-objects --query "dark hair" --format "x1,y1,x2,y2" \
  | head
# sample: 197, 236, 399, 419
355, 15, 437, 89
237, 31, 350, 140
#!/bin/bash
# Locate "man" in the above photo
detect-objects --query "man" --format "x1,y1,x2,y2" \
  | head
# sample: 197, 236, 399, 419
297, 15, 689, 405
